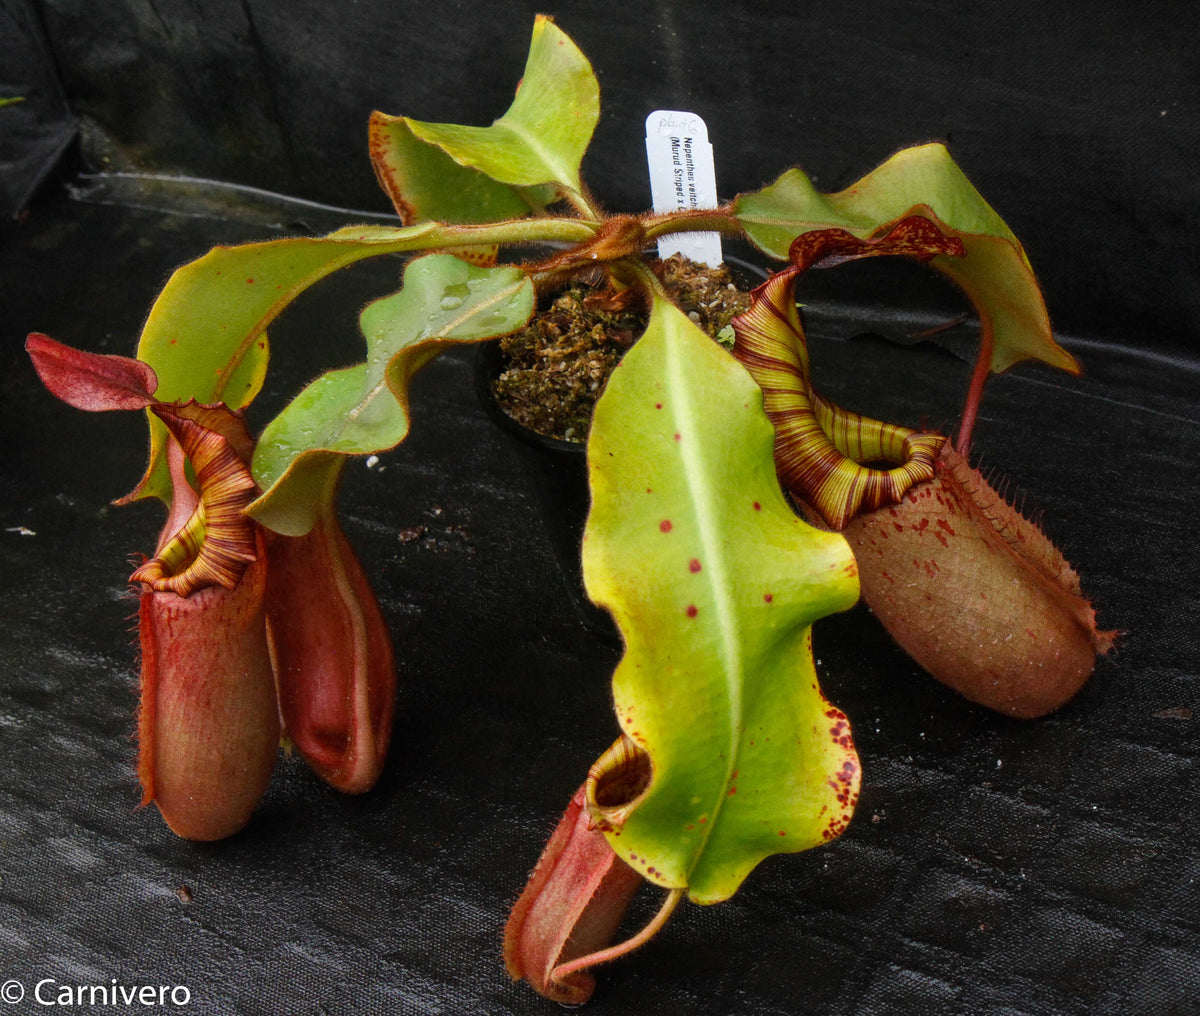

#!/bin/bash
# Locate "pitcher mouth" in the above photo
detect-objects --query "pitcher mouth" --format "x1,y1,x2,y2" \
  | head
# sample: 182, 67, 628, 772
731, 220, 962, 530
130, 403, 258, 597
584, 733, 653, 832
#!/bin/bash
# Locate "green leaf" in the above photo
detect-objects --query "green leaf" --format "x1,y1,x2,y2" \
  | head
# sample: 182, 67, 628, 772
733, 143, 1077, 375
130, 223, 444, 504
248, 254, 535, 535
401, 16, 599, 203
369, 111, 557, 225
368, 112, 560, 265
582, 295, 862, 904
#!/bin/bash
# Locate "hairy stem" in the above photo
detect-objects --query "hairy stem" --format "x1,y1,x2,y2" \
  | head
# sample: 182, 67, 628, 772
617, 256, 671, 301
559, 184, 603, 221
439, 215, 599, 248
643, 205, 744, 241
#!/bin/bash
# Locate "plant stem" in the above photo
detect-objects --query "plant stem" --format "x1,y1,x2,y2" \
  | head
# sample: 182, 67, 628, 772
405, 205, 749, 261
643, 205, 744, 241
618, 257, 671, 301
559, 184, 604, 221
440, 216, 599, 248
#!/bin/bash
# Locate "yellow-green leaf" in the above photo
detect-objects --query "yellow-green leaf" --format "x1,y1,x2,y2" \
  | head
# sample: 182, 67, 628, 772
401, 16, 599, 204
369, 111, 556, 225
130, 223, 443, 503
734, 143, 1077, 375
582, 295, 862, 904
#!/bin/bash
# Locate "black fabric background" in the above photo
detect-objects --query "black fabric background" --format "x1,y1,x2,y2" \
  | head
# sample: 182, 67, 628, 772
1, 2, 1197, 1014
7, 0, 1197, 355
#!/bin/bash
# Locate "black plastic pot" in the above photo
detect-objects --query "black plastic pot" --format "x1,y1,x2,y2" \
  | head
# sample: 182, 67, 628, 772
475, 256, 769, 643
475, 336, 619, 642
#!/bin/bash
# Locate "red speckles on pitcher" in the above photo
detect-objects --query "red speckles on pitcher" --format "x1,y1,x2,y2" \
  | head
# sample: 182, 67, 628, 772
844, 445, 1114, 718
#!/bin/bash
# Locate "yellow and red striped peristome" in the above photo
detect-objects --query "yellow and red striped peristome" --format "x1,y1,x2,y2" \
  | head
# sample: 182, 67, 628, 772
732, 217, 1113, 717
130, 404, 260, 596
732, 217, 958, 531
131, 404, 279, 840
27, 333, 398, 834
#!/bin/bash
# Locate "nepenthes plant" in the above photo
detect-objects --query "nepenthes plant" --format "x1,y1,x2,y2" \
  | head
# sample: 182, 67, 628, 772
26, 14, 1112, 1003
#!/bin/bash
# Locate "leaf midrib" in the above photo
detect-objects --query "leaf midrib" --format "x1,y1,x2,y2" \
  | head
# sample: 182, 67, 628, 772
663, 319, 743, 876
336, 277, 528, 440
493, 115, 580, 194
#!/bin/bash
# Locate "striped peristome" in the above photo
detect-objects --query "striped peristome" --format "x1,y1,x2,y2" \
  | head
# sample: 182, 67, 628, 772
585, 732, 651, 833
131, 404, 259, 596
732, 217, 961, 531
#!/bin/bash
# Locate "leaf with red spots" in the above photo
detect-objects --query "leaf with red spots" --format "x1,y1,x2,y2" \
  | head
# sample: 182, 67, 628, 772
582, 294, 861, 904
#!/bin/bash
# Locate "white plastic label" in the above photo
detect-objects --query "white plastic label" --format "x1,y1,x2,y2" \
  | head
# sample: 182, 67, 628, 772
645, 110, 722, 267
